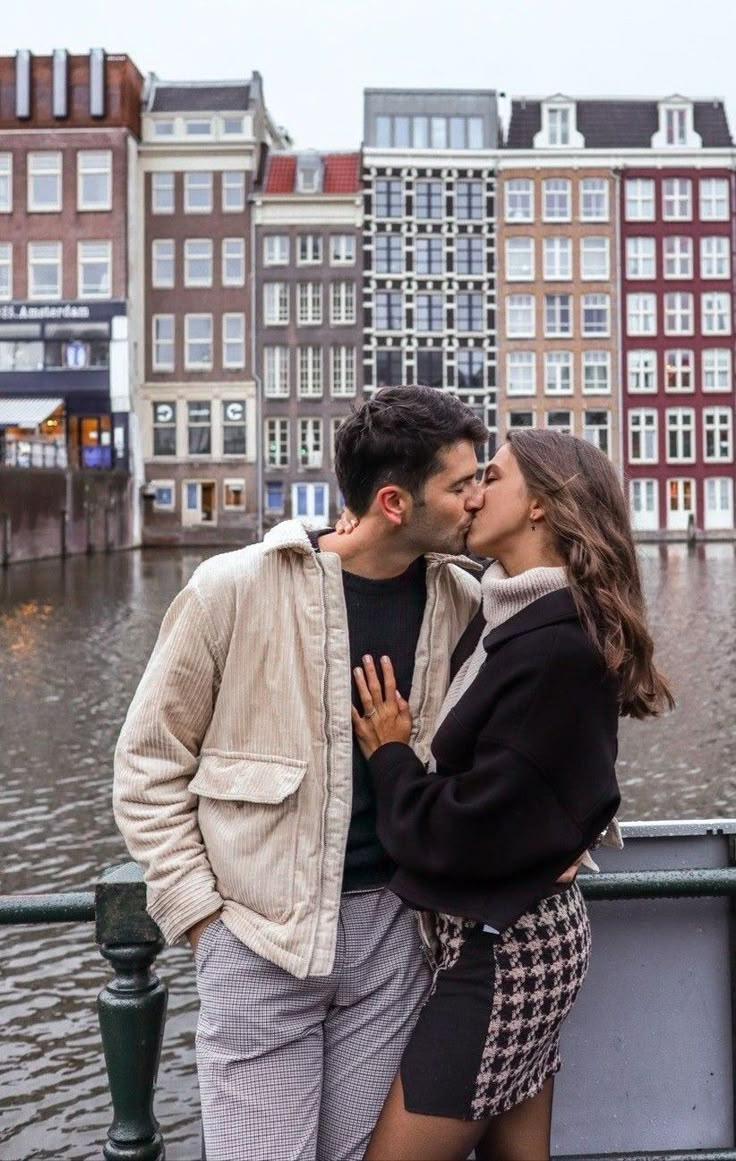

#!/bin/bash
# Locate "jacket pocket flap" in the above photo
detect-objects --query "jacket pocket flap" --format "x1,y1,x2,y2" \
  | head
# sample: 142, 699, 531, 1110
188, 752, 308, 804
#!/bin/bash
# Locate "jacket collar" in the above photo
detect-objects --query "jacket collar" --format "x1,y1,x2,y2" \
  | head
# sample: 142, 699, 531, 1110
262, 519, 483, 572
483, 587, 578, 653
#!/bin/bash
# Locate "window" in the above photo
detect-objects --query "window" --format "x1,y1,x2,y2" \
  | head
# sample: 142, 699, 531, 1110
152, 240, 175, 288
375, 349, 403, 386
629, 410, 658, 463
703, 408, 733, 461
265, 418, 289, 467
543, 237, 571, 280
220, 171, 243, 213
702, 292, 731, 335
298, 346, 323, 396
28, 152, 62, 211
375, 291, 402, 330
416, 292, 444, 332
184, 172, 213, 213
293, 482, 329, 518
583, 351, 611, 394
0, 243, 11, 299
456, 236, 484, 275
703, 349, 732, 392
416, 180, 443, 220
184, 314, 213, 369
505, 237, 534, 280
375, 235, 403, 274
415, 237, 444, 275
456, 349, 484, 389
264, 347, 290, 397
264, 283, 289, 325
581, 294, 610, 336
664, 292, 693, 335
581, 237, 609, 280
297, 282, 322, 325
28, 242, 62, 299
222, 238, 245, 286
662, 235, 692, 280
580, 178, 608, 221
701, 237, 730, 279
222, 400, 247, 455
630, 479, 658, 527
187, 401, 211, 455
544, 294, 572, 337
152, 119, 175, 138
151, 481, 175, 510
627, 293, 657, 335
78, 241, 111, 298
297, 161, 321, 194
223, 478, 246, 508
546, 409, 573, 434
664, 349, 693, 392
375, 179, 402, 218
627, 350, 657, 393
704, 478, 733, 527
509, 411, 535, 429
663, 178, 692, 220
583, 410, 610, 454
700, 177, 729, 221
331, 281, 355, 325
331, 345, 356, 396
298, 234, 323, 265
626, 237, 656, 279
152, 402, 176, 456
265, 481, 285, 513
330, 235, 356, 265
667, 408, 695, 462
665, 107, 687, 146
625, 178, 655, 221
668, 478, 695, 523
456, 180, 483, 220
0, 154, 11, 212
185, 118, 212, 137
430, 117, 448, 148
152, 315, 175, 371
222, 117, 245, 136
264, 235, 289, 265
416, 350, 444, 388
548, 106, 570, 145
457, 292, 483, 332
507, 351, 536, 396
298, 418, 323, 468
542, 179, 571, 221
152, 172, 175, 214
505, 179, 533, 222
77, 151, 112, 211
184, 239, 213, 287
223, 313, 245, 368
544, 351, 572, 395
506, 294, 535, 337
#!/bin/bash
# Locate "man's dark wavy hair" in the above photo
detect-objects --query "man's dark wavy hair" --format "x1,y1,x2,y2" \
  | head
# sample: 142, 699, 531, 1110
334, 385, 489, 515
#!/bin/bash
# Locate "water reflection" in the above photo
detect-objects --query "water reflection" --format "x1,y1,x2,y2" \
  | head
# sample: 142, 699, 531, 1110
0, 543, 734, 1158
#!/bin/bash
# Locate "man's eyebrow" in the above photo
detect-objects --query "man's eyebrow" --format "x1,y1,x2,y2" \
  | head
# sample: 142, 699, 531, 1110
448, 470, 478, 488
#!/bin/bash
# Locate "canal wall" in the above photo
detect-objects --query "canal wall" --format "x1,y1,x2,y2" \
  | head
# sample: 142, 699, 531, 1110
0, 468, 138, 564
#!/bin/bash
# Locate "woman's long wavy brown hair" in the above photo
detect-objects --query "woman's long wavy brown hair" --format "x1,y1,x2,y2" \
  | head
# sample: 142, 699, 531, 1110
506, 428, 674, 719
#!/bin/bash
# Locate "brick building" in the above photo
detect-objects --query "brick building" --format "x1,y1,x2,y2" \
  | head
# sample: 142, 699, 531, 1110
252, 150, 363, 527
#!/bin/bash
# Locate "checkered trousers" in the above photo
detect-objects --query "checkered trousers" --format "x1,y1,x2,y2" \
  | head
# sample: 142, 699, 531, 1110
194, 888, 430, 1161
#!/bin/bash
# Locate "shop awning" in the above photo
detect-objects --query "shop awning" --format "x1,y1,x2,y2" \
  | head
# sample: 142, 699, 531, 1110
0, 397, 63, 428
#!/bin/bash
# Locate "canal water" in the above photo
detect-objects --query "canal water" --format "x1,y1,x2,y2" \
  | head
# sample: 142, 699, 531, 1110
1, 543, 734, 1159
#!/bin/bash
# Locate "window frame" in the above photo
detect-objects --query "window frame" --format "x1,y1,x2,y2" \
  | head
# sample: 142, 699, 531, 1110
77, 150, 112, 212
27, 151, 62, 213
184, 313, 214, 370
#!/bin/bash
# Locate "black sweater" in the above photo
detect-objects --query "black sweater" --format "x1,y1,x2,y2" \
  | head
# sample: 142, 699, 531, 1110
368, 589, 621, 932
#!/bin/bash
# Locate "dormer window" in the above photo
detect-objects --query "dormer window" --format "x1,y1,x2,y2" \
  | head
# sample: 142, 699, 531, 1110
534, 99, 584, 149
666, 107, 687, 146
548, 106, 570, 146
296, 153, 323, 194
653, 99, 702, 149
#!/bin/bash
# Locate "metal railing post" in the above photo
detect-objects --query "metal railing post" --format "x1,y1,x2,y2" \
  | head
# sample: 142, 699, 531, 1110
95, 863, 168, 1161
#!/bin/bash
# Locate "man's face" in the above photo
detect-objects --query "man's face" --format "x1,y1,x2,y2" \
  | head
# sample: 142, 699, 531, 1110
403, 440, 483, 555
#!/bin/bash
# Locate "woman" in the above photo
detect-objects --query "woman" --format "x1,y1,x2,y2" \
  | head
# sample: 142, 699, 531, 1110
350, 430, 673, 1161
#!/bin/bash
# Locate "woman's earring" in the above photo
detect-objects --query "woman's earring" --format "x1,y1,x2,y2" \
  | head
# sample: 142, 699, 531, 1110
530, 519, 536, 532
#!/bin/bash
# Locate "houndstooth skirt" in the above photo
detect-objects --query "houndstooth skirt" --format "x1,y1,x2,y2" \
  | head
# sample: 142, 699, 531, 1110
401, 882, 591, 1120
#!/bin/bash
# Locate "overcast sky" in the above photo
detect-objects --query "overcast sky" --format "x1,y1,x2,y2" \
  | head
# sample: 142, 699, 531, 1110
4, 0, 736, 149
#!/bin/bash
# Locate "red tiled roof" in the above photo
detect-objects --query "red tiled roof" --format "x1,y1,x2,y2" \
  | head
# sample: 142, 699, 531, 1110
263, 152, 361, 194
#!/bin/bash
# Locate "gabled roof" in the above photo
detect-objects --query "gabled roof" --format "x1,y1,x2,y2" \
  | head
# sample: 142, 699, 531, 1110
505, 98, 733, 149
148, 82, 251, 113
262, 152, 361, 194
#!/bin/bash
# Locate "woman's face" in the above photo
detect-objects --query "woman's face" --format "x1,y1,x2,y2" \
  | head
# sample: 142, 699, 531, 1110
466, 443, 534, 558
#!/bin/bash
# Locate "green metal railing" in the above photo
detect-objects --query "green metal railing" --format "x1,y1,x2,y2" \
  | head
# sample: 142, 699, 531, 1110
2, 863, 736, 1161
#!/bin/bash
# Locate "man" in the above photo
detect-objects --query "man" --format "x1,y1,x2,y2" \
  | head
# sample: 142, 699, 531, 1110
113, 386, 488, 1161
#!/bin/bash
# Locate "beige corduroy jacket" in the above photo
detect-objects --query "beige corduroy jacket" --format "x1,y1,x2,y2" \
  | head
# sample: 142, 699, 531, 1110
113, 520, 480, 979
